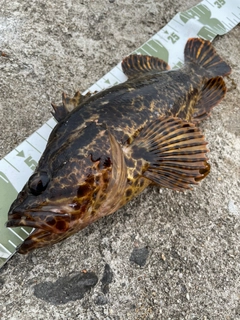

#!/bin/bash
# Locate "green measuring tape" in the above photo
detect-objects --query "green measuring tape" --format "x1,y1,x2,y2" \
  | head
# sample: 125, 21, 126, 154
0, 0, 239, 268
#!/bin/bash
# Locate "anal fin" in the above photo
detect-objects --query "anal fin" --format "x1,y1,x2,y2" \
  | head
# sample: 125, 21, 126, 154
130, 116, 210, 191
122, 54, 170, 78
193, 76, 226, 123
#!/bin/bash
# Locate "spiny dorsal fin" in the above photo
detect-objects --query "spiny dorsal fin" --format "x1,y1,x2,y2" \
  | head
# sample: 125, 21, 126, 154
62, 91, 82, 111
51, 90, 98, 122
184, 38, 231, 78
51, 91, 82, 122
193, 76, 226, 123
129, 116, 210, 191
122, 54, 170, 78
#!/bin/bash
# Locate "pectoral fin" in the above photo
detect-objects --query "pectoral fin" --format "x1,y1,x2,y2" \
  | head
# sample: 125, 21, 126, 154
129, 116, 210, 191
97, 130, 128, 217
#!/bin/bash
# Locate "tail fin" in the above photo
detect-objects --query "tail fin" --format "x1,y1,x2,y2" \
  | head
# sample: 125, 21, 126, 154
184, 38, 231, 78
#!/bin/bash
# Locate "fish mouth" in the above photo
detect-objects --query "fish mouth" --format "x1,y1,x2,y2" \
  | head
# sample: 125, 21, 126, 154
7, 209, 70, 231
6, 207, 72, 254
16, 228, 71, 254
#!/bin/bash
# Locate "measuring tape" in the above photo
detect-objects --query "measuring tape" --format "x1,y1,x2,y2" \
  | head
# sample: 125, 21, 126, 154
0, 0, 239, 268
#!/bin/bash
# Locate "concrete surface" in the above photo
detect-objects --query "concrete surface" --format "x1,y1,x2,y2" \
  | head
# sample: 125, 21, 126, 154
0, 0, 240, 319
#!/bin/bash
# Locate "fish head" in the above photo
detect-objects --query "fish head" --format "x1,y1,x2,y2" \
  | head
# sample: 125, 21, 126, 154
7, 129, 128, 254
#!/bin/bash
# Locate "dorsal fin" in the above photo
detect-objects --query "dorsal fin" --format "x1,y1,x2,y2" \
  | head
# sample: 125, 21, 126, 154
122, 54, 170, 78
51, 91, 82, 122
51, 90, 98, 122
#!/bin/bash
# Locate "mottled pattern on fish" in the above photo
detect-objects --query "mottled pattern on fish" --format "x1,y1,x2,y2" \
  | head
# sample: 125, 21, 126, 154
7, 38, 231, 253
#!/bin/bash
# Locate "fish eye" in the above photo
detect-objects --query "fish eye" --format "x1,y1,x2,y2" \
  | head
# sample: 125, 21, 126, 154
28, 172, 50, 195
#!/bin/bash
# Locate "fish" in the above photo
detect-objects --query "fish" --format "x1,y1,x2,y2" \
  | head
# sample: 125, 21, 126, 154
6, 38, 231, 254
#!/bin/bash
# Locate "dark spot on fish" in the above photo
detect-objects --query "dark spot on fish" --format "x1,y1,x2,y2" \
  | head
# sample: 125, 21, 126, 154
103, 157, 112, 168
102, 172, 110, 184
139, 179, 145, 188
85, 175, 94, 185
80, 205, 88, 214
137, 159, 144, 167
133, 179, 139, 187
78, 184, 91, 197
94, 203, 101, 210
127, 178, 133, 185
125, 156, 135, 168
55, 220, 67, 231
46, 216, 56, 226
125, 189, 132, 197
91, 210, 96, 217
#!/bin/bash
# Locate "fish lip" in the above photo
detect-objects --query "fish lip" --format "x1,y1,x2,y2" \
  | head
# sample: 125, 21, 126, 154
6, 211, 49, 230
6, 206, 70, 231
6, 215, 43, 229
6, 208, 71, 254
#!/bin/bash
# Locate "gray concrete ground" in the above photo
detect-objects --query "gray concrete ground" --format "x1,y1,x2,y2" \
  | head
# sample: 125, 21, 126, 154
0, 0, 240, 319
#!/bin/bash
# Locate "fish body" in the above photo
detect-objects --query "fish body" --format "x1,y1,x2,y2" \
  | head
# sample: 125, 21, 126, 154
7, 38, 231, 253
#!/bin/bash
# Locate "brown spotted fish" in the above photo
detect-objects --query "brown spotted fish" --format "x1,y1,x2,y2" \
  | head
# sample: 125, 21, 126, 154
7, 38, 231, 253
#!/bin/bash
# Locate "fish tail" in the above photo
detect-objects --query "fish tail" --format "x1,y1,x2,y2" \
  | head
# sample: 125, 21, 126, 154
184, 38, 231, 78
